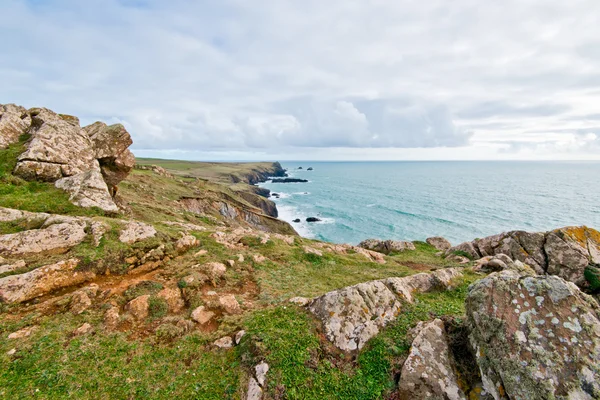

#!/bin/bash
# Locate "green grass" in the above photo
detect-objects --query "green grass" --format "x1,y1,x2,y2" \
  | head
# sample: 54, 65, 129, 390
585, 265, 600, 292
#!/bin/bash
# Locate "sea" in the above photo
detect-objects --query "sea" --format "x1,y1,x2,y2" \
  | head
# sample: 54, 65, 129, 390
258, 161, 600, 246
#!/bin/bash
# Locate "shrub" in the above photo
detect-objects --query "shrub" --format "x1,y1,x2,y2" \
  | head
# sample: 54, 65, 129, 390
584, 265, 600, 292
123, 281, 164, 302
148, 296, 169, 319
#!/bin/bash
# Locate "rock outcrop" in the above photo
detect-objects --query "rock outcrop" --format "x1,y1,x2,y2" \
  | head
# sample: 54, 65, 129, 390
308, 268, 462, 351
1, 103, 135, 212
397, 319, 466, 400
446, 226, 600, 287
0, 222, 87, 256
358, 239, 416, 255
426, 236, 452, 251
0, 259, 95, 303
466, 270, 600, 400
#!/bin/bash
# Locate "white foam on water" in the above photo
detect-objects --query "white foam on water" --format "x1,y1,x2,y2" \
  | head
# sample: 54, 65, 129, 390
276, 204, 315, 238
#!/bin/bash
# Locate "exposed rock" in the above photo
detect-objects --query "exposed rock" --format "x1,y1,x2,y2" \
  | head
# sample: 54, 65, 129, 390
306, 217, 321, 223
446, 241, 480, 261
253, 254, 266, 263
162, 221, 206, 232
195, 249, 208, 257
397, 319, 466, 400
237, 254, 245, 263
157, 287, 185, 313
6, 348, 16, 356
466, 271, 600, 400
219, 294, 241, 314
118, 221, 157, 244
55, 169, 119, 212
8, 326, 36, 339
292, 219, 301, 223
289, 297, 310, 307
175, 234, 199, 252
73, 323, 93, 336
426, 236, 452, 251
445, 254, 470, 264
247, 378, 262, 400
0, 104, 30, 149
104, 306, 120, 329
127, 295, 150, 321
205, 262, 227, 280
309, 268, 462, 351
140, 245, 165, 264
0, 222, 86, 256
213, 336, 234, 349
191, 306, 215, 324
303, 246, 323, 256
226, 260, 235, 267
90, 221, 109, 246
448, 226, 600, 287
14, 108, 97, 182
69, 290, 92, 315
0, 259, 26, 275
358, 239, 416, 255
0, 259, 94, 303
235, 330, 246, 345
255, 362, 269, 386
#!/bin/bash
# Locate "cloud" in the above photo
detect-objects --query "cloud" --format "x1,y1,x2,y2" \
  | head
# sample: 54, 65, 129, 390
1, 0, 600, 159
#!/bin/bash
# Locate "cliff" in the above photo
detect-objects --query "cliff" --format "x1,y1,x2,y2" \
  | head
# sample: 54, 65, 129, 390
1, 103, 599, 400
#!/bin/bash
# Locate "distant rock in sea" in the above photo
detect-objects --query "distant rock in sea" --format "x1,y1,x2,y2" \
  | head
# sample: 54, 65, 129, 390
271, 178, 308, 183
306, 217, 321, 222
293, 219, 301, 223
307, 167, 313, 171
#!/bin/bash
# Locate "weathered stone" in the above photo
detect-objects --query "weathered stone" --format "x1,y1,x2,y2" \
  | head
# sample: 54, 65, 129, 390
397, 319, 466, 400
175, 234, 199, 252
446, 241, 480, 260
219, 294, 241, 314
253, 254, 266, 263
426, 236, 452, 251
127, 295, 150, 321
0, 104, 30, 149
104, 306, 120, 329
289, 297, 310, 307
466, 271, 600, 400
0, 222, 87, 256
358, 239, 416, 255
73, 323, 93, 336
8, 326, 36, 339
303, 246, 323, 256
0, 259, 94, 303
119, 221, 157, 244
14, 108, 97, 182
90, 221, 109, 247
309, 268, 462, 351
235, 330, 246, 345
69, 290, 92, 315
157, 287, 184, 313
0, 259, 26, 275
246, 377, 262, 400
545, 228, 596, 287
205, 262, 227, 280
213, 336, 233, 349
191, 306, 214, 324
255, 362, 269, 386
55, 169, 118, 212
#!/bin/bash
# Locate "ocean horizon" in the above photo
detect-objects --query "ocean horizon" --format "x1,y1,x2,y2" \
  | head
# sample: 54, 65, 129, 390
259, 160, 600, 245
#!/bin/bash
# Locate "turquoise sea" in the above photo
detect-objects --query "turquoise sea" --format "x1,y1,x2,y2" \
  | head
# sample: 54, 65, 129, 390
259, 161, 600, 246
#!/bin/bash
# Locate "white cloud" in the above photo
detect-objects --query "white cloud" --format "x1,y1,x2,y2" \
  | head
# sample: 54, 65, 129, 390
2, 0, 600, 159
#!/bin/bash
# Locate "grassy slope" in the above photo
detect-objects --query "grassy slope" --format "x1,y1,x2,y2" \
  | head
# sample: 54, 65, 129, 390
0, 153, 480, 399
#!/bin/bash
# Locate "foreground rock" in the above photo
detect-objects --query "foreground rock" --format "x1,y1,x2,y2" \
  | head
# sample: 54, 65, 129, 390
309, 268, 462, 351
55, 170, 119, 212
0, 222, 87, 256
446, 226, 600, 287
426, 236, 452, 251
466, 270, 600, 400
358, 239, 416, 255
397, 319, 466, 400
0, 259, 95, 303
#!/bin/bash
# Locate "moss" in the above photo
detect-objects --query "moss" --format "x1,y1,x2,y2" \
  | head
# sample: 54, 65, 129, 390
123, 281, 164, 302
584, 266, 600, 292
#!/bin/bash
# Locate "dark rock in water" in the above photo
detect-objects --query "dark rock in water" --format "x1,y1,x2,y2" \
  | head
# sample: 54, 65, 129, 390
304, 192, 308, 194
297, 167, 303, 169
271, 178, 308, 183
293, 219, 301, 223
271, 193, 280, 198
306, 217, 321, 223
307, 167, 313, 171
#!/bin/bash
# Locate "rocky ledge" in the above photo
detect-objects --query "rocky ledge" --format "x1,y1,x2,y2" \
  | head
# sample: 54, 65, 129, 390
0, 103, 134, 212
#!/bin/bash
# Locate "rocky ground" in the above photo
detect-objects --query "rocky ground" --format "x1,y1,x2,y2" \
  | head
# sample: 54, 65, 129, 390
1, 103, 599, 399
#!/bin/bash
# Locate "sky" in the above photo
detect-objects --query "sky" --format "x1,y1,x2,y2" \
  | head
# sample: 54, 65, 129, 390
2, 0, 600, 161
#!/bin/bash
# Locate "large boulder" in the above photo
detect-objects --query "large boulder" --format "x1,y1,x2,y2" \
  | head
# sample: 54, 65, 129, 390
14, 108, 97, 182
397, 319, 466, 400
0, 259, 95, 303
308, 268, 462, 351
446, 226, 600, 287
55, 170, 119, 212
358, 239, 416, 255
466, 270, 600, 400
0, 222, 87, 256
426, 236, 452, 251
0, 104, 30, 149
